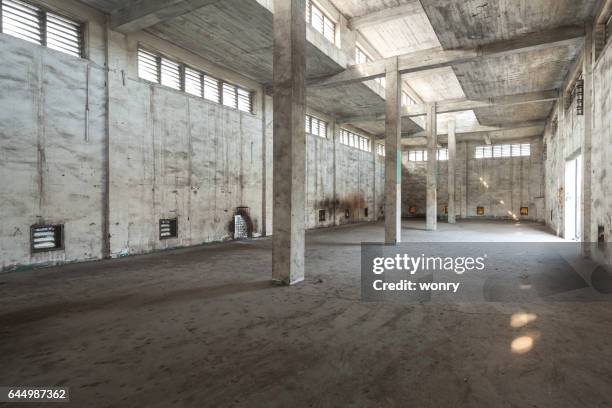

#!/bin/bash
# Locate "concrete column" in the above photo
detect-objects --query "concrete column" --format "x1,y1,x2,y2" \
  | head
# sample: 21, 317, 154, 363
426, 103, 438, 230
272, 0, 306, 285
557, 96, 565, 237
447, 119, 456, 224
371, 134, 377, 222
106, 24, 130, 258
581, 25, 593, 245
384, 58, 402, 244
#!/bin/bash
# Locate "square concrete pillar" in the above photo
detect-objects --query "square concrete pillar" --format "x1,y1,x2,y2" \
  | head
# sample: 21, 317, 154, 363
426, 103, 438, 231
447, 119, 456, 224
272, 0, 306, 285
384, 59, 402, 244
581, 24, 593, 246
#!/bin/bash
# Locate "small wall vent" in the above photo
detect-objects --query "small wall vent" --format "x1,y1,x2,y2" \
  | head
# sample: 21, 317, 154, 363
31, 224, 63, 253
319, 209, 326, 222
575, 79, 584, 116
159, 218, 178, 239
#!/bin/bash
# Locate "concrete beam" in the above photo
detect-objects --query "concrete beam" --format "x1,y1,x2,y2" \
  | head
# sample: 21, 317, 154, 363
337, 90, 559, 125
595, 0, 612, 24
404, 120, 546, 138
401, 125, 545, 146
336, 113, 385, 124
384, 59, 402, 244
309, 26, 584, 88
272, 0, 306, 285
402, 89, 560, 117
426, 103, 437, 231
447, 119, 456, 224
348, 2, 421, 30
111, 0, 220, 33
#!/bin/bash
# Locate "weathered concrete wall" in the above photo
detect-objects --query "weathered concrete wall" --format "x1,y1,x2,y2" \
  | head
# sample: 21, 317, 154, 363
402, 139, 545, 221
546, 40, 612, 240
0, 0, 382, 271
0, 31, 107, 270
590, 41, 612, 243
305, 113, 335, 229
334, 126, 377, 225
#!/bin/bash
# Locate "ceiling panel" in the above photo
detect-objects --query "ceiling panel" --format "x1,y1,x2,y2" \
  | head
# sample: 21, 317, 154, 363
419, 0, 599, 49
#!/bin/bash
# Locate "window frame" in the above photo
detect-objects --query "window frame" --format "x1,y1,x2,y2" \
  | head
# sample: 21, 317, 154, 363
340, 128, 371, 152
137, 46, 254, 114
305, 114, 328, 138
475, 143, 531, 159
306, 0, 336, 45
0, 0, 85, 58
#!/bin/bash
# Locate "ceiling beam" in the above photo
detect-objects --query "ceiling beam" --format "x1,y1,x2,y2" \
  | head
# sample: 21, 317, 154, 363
403, 89, 560, 117
336, 113, 385, 124
404, 121, 546, 138
336, 90, 559, 123
595, 0, 612, 24
348, 2, 422, 30
111, 0, 220, 33
401, 125, 544, 146
309, 26, 585, 88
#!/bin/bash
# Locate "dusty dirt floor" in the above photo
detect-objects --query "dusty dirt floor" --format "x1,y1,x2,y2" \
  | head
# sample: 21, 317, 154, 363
1, 220, 612, 408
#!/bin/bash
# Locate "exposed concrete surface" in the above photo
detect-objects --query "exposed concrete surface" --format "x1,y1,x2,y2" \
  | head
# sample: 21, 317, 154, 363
403, 139, 545, 221
0, 5, 383, 271
271, 0, 307, 284
545, 35, 612, 242
2, 221, 612, 407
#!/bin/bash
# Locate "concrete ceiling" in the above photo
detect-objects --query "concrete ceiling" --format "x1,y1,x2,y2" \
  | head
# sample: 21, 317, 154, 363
79, 0, 423, 135
418, 0, 599, 48
417, 0, 599, 128
78, 0, 123, 13
333, 0, 478, 135
332, 0, 597, 139
78, 0, 598, 140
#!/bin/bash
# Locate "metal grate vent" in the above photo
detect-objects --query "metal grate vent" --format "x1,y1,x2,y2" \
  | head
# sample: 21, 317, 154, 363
159, 218, 178, 239
575, 79, 584, 116
31, 224, 63, 252
234, 215, 248, 239
1, 0, 82, 57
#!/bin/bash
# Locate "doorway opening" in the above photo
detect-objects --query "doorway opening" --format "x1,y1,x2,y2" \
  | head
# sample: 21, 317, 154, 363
564, 155, 582, 241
